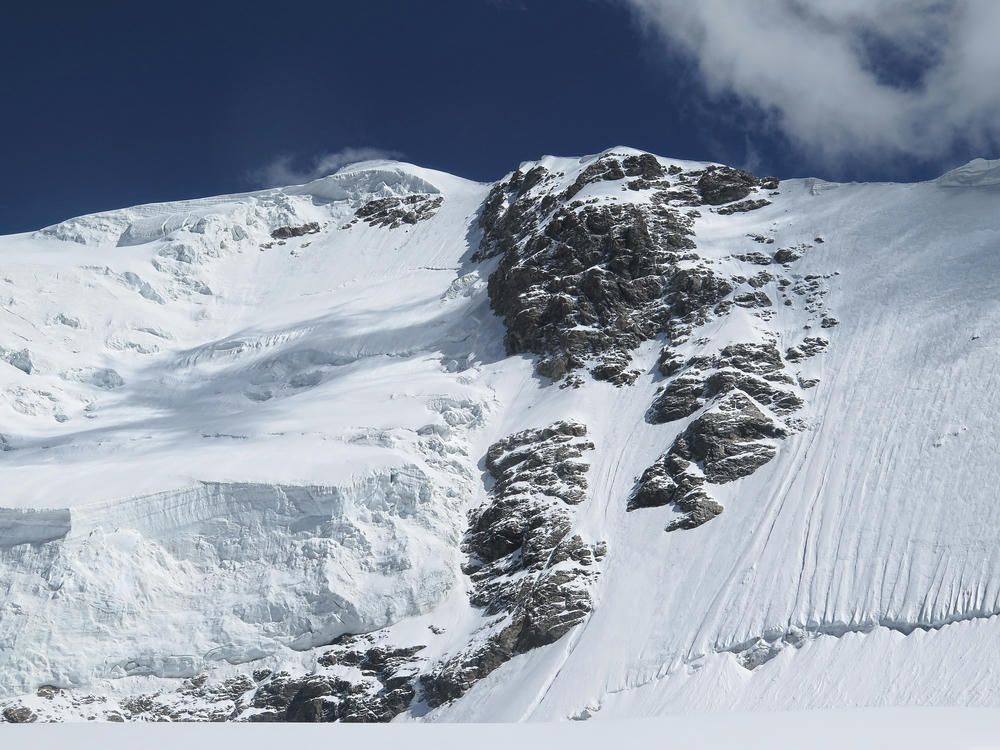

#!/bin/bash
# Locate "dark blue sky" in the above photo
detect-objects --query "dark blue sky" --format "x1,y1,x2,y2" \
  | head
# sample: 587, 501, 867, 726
0, 1, 973, 234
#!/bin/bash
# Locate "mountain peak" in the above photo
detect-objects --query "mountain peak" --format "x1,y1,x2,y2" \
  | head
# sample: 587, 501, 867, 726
936, 157, 1000, 187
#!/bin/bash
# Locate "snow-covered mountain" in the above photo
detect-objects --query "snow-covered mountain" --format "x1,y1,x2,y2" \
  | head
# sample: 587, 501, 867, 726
2, 148, 1000, 722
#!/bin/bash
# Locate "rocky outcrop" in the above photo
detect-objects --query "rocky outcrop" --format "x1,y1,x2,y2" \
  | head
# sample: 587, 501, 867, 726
350, 194, 443, 229
470, 152, 830, 531
2, 705, 37, 723
3, 638, 427, 723
695, 166, 761, 205
628, 453, 722, 530
247, 641, 425, 722
734, 251, 772, 265
420, 421, 603, 706
786, 336, 829, 361
647, 342, 801, 425
631, 391, 788, 530
563, 153, 665, 200
774, 244, 810, 264
474, 153, 773, 384
673, 392, 787, 483
717, 198, 771, 215
482, 200, 689, 383
270, 222, 320, 240
785, 272, 834, 315
634, 340, 804, 530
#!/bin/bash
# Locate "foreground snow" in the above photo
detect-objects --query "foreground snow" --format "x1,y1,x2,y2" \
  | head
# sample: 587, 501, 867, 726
6, 708, 1000, 749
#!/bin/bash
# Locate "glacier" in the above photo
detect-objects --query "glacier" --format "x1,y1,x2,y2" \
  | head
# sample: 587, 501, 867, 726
1, 149, 1000, 722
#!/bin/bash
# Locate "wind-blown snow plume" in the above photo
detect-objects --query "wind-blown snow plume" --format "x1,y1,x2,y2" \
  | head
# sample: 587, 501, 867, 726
621, 0, 1000, 164
253, 146, 404, 186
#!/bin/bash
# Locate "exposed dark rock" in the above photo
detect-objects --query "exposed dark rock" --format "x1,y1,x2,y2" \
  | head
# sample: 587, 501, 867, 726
717, 199, 771, 215
623, 153, 665, 179
421, 421, 600, 706
705, 371, 802, 414
562, 155, 629, 200
648, 342, 799, 425
633, 391, 787, 529
270, 222, 320, 240
731, 631, 805, 671
467, 420, 592, 581
119, 694, 158, 719
665, 495, 724, 530
473, 155, 792, 385
474, 167, 552, 261
119, 674, 255, 721
735, 251, 772, 265
668, 267, 734, 320
2, 705, 37, 723
246, 641, 424, 723
717, 342, 787, 376
734, 291, 773, 308
481, 190, 697, 382
627, 452, 723, 531
636, 337, 806, 529
354, 195, 443, 229
747, 271, 774, 288
664, 186, 702, 205
787, 274, 830, 314
656, 348, 684, 377
249, 674, 346, 722
774, 246, 805, 263
143, 641, 428, 723
786, 336, 829, 361
821, 316, 839, 328
591, 359, 641, 385
648, 375, 706, 423
675, 392, 787, 483
473, 154, 778, 384
696, 166, 760, 205
29, 638, 426, 723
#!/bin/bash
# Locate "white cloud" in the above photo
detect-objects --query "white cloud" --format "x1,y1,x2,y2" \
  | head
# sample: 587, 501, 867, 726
252, 147, 403, 187
622, 0, 1000, 166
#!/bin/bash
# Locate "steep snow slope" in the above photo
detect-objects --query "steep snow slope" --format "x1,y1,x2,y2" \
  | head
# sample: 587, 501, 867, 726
0, 162, 500, 701
1, 150, 999, 722
434, 158, 1000, 720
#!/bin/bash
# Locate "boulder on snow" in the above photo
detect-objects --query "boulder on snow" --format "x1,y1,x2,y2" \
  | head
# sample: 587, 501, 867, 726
2, 705, 37, 723
270, 222, 320, 240
696, 166, 760, 205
